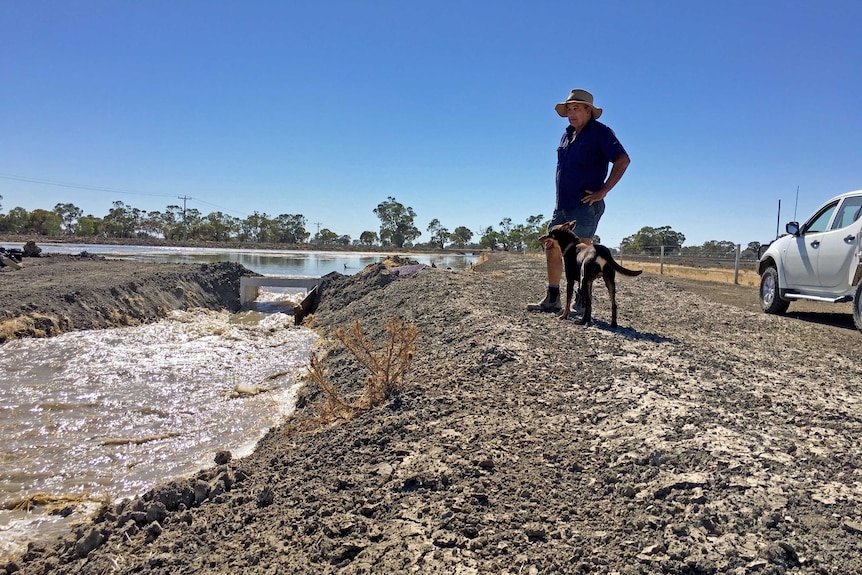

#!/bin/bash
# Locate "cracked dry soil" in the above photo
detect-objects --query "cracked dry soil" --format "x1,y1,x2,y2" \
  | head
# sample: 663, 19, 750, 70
5, 251, 862, 575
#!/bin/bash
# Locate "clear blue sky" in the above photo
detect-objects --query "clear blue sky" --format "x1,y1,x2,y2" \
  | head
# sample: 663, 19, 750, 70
2, 0, 860, 248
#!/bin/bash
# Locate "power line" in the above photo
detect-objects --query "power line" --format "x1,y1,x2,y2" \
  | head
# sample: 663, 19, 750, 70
0, 172, 176, 199
0, 171, 249, 219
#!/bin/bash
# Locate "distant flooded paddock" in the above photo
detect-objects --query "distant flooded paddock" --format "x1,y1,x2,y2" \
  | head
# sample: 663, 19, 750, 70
35, 244, 479, 276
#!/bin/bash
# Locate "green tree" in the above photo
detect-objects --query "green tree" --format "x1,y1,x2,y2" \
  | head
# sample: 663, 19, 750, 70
698, 240, 737, 256
272, 213, 309, 244
426, 218, 449, 249
743, 241, 762, 259
203, 211, 239, 242
359, 230, 379, 246
138, 213, 164, 238
1, 207, 29, 233
497, 218, 514, 251
241, 212, 273, 243
621, 226, 686, 255
314, 228, 339, 245
75, 215, 103, 237
183, 208, 203, 239
479, 225, 504, 251
373, 196, 420, 248
496, 216, 546, 252
28, 209, 62, 235
103, 201, 142, 238
449, 226, 473, 248
508, 223, 531, 252
152, 206, 185, 240
53, 203, 83, 236
522, 215, 547, 251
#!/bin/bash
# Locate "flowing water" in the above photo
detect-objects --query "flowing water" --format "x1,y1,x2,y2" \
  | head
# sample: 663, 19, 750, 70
0, 300, 315, 556
0, 246, 477, 557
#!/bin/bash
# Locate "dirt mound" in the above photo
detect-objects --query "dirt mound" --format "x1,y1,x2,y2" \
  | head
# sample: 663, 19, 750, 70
7, 252, 862, 574
0, 254, 249, 342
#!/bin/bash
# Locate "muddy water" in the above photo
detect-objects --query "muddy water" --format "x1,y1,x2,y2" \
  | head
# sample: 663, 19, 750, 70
0, 300, 316, 556
36, 243, 479, 276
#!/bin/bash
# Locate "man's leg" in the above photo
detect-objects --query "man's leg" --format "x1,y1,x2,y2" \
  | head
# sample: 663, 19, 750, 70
526, 239, 563, 313
546, 238, 563, 285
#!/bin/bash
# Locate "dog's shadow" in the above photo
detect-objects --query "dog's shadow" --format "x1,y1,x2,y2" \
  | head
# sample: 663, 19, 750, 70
565, 316, 679, 344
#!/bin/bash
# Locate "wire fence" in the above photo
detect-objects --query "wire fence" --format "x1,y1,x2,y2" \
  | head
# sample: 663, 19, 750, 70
616, 244, 758, 285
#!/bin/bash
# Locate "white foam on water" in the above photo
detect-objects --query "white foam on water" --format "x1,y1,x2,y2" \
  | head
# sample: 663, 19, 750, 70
0, 308, 317, 556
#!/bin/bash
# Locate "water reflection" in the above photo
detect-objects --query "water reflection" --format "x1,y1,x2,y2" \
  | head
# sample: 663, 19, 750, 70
37, 244, 478, 276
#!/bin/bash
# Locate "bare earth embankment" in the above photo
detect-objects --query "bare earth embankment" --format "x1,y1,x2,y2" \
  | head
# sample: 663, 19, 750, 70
0, 254, 247, 342
3, 251, 862, 574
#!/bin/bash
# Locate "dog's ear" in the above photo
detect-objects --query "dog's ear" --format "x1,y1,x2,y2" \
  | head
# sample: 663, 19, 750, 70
560, 220, 577, 231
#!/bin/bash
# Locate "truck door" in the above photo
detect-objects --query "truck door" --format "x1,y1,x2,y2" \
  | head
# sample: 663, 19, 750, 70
817, 196, 862, 290
782, 202, 837, 289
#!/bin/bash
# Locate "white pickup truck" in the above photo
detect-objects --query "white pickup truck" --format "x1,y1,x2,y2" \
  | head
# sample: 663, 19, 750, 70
758, 189, 862, 332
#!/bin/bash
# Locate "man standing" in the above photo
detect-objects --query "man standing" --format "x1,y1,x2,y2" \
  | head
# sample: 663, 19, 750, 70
527, 89, 630, 314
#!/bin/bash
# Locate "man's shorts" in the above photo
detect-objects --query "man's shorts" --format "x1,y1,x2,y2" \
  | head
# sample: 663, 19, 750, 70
549, 200, 606, 239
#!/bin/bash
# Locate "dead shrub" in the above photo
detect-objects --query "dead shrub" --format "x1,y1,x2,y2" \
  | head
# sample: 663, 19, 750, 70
4, 492, 107, 514
0, 313, 67, 343
305, 318, 419, 426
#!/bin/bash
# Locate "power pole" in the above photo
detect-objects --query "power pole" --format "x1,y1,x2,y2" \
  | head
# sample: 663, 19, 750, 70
179, 195, 192, 239
314, 221, 322, 244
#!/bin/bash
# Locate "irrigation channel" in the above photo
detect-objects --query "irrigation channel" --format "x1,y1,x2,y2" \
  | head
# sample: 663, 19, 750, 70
0, 245, 478, 557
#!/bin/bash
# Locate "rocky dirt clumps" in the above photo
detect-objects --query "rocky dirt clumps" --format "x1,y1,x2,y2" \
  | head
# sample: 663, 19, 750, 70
7, 252, 862, 574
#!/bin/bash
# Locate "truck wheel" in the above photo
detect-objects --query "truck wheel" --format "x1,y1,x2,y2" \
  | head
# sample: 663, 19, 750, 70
854, 283, 862, 333
760, 266, 789, 314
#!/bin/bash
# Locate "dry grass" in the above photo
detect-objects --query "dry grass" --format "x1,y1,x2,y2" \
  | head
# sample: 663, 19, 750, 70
3, 492, 107, 514
304, 318, 419, 427
632, 261, 761, 287
523, 251, 761, 287
0, 316, 31, 343
0, 313, 66, 343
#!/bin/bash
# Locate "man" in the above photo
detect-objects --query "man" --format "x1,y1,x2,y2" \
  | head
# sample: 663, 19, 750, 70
527, 88, 630, 313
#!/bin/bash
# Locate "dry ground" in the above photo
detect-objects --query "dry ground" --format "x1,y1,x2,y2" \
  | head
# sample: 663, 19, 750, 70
4, 251, 862, 575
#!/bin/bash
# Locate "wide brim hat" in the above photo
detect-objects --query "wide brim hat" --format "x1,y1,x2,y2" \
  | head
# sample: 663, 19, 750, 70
555, 89, 602, 119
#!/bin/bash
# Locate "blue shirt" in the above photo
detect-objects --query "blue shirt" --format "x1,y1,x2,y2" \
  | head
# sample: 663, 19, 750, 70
555, 117, 627, 210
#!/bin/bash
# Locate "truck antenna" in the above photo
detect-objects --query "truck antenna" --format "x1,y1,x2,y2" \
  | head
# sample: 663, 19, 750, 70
776, 199, 781, 239
793, 185, 799, 221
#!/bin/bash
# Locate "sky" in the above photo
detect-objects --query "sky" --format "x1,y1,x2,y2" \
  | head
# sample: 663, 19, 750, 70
2, 0, 861, 249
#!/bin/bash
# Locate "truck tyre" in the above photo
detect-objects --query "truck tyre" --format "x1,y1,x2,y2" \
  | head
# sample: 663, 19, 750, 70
760, 265, 790, 314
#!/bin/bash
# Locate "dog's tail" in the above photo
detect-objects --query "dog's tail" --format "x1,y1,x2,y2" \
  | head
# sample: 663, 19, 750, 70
609, 258, 643, 277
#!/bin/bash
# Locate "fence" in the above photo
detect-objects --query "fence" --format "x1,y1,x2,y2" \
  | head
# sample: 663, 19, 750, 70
521, 243, 761, 286
616, 245, 760, 286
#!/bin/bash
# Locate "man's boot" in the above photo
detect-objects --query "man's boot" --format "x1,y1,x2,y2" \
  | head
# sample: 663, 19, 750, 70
570, 291, 585, 315
526, 287, 562, 313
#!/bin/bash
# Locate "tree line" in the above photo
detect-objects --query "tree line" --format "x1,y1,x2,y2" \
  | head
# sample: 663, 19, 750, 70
0, 194, 761, 256
619, 225, 764, 260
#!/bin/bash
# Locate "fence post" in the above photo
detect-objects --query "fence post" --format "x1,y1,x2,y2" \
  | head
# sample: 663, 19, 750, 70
733, 244, 741, 284
660, 245, 665, 275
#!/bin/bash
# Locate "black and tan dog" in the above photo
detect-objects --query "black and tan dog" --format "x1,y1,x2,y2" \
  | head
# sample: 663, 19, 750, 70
539, 220, 642, 328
